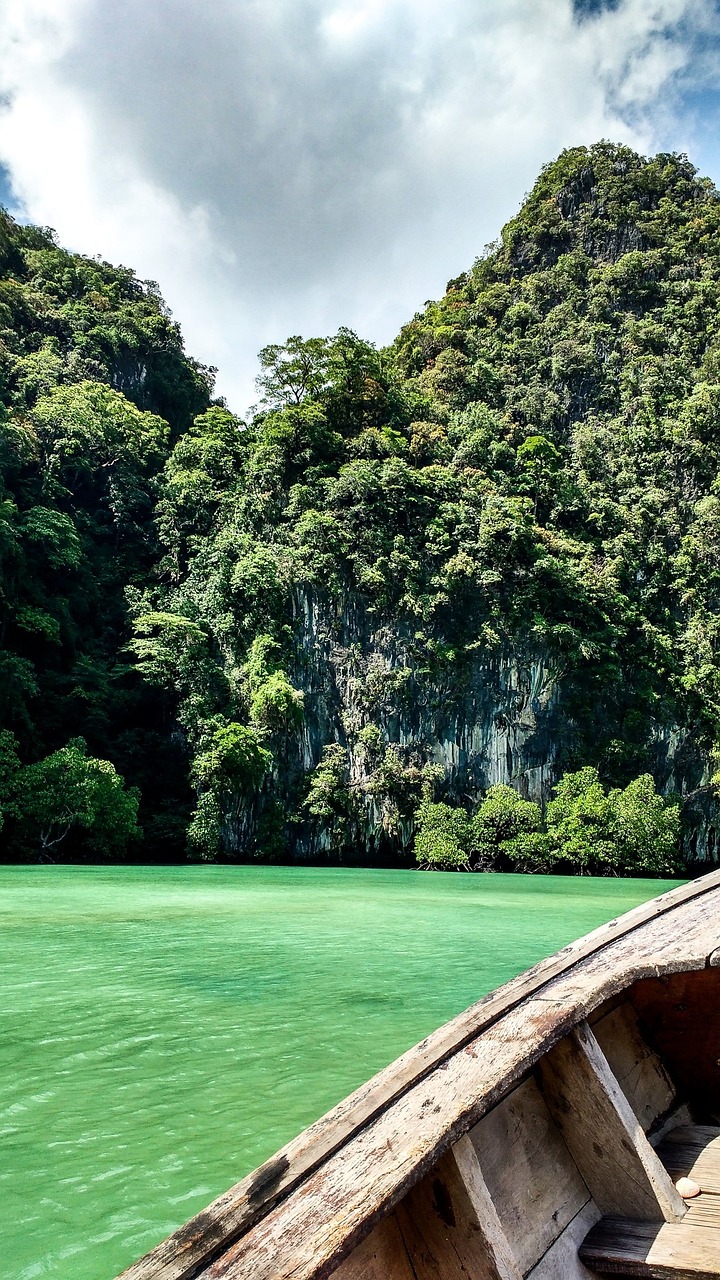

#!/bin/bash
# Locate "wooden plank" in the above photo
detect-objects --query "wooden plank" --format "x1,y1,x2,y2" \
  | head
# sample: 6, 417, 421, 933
589, 993, 625, 1026
468, 1077, 590, 1273
681, 1200, 720, 1230
537, 1022, 686, 1222
198, 890, 719, 1280
116, 871, 720, 1280
593, 1002, 676, 1133
331, 1214, 415, 1280
630, 970, 720, 1120
579, 1216, 720, 1278
659, 1126, 720, 1158
450, 1136, 523, 1280
394, 1141, 522, 1280
657, 1126, 720, 1195
525, 1201, 602, 1280
650, 1107, 694, 1148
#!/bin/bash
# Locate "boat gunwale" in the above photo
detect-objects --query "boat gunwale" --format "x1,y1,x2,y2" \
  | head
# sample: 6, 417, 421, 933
117, 869, 720, 1280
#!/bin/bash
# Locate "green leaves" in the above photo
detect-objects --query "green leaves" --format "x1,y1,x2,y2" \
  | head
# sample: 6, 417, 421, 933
414, 794, 470, 871
470, 785, 542, 866
249, 671, 304, 733
12, 738, 140, 859
187, 722, 274, 860
542, 768, 680, 876
256, 335, 333, 408
544, 767, 616, 873
130, 612, 209, 687
22, 506, 82, 568
192, 723, 272, 796
609, 774, 680, 873
31, 381, 168, 500
305, 744, 351, 823
0, 730, 19, 834
414, 770, 680, 876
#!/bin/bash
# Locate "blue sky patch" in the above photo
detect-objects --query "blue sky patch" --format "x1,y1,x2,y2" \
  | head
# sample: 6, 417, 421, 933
0, 162, 20, 214
573, 0, 621, 19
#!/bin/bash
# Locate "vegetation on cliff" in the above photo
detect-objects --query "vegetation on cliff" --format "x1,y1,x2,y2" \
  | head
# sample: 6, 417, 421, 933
1, 143, 719, 869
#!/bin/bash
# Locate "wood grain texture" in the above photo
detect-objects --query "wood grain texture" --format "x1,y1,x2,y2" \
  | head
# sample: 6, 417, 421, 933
525, 1201, 602, 1280
579, 1215, 720, 1278
656, 1126, 720, 1198
580, 1124, 720, 1277
393, 1143, 522, 1280
449, 1137, 522, 1280
331, 1215, 415, 1280
650, 1107, 694, 1149
116, 871, 720, 1280
197, 887, 718, 1280
538, 1022, 685, 1222
593, 1002, 676, 1133
657, 1127, 720, 1191
469, 1077, 589, 1273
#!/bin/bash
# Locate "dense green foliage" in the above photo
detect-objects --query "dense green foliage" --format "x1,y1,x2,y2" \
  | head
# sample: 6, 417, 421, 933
414, 772, 680, 876
3, 143, 720, 869
0, 212, 212, 858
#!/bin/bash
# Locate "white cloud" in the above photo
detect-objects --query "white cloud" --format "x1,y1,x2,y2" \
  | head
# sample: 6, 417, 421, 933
0, 0, 717, 412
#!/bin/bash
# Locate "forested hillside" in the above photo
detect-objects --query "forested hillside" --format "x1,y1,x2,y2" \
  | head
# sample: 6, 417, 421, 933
2, 142, 720, 871
0, 213, 213, 857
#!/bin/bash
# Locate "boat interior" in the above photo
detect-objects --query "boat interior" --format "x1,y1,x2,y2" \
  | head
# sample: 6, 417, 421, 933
332, 967, 720, 1280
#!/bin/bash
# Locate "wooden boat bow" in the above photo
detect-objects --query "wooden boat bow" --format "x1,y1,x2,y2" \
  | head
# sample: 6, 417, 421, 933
117, 869, 720, 1280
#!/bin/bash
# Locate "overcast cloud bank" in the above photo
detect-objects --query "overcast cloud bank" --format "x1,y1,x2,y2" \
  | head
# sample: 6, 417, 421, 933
1, 0, 719, 410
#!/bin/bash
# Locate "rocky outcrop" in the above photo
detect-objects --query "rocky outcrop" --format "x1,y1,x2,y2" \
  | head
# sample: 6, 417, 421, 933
292, 590, 560, 784
280, 590, 718, 864
287, 590, 565, 860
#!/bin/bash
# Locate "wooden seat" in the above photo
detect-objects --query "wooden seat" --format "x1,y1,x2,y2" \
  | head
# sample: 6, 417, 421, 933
580, 1216, 720, 1278
579, 1126, 720, 1278
656, 1126, 720, 1194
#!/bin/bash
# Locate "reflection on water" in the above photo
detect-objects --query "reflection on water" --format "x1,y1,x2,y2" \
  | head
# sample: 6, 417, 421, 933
0, 865, 677, 1279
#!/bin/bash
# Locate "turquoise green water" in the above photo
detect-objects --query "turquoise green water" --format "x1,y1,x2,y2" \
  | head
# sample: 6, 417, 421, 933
0, 866, 678, 1279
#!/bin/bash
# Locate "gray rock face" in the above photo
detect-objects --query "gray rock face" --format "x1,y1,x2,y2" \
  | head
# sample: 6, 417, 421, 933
286, 590, 564, 860
293, 591, 559, 779
220, 589, 718, 864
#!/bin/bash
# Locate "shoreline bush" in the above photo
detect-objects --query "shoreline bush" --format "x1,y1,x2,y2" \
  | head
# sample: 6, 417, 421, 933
414, 769, 681, 876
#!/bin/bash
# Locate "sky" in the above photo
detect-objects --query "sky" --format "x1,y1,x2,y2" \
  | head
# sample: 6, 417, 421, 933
1, 0, 720, 413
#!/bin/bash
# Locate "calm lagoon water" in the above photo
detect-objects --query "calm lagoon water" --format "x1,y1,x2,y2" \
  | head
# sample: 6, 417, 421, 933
0, 865, 679, 1279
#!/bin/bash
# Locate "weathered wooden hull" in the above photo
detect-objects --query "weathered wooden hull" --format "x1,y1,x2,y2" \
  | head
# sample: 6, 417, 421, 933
118, 870, 720, 1280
